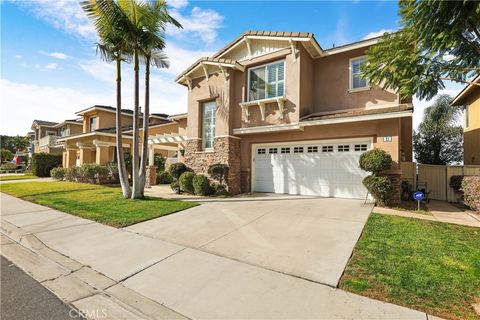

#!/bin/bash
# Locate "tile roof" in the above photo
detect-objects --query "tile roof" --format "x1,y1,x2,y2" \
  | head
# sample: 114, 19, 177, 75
301, 105, 413, 122
32, 120, 59, 127
175, 57, 243, 82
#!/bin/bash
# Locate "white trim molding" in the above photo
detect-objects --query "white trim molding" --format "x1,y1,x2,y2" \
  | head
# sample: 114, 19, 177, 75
233, 123, 302, 135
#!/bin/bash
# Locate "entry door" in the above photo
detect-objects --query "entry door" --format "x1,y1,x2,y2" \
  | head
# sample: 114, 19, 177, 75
253, 141, 371, 199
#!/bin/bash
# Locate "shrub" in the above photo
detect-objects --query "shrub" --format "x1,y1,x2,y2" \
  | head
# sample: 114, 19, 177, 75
79, 164, 109, 183
449, 175, 464, 192
193, 174, 212, 196
359, 148, 392, 174
363, 175, 394, 206
65, 167, 80, 181
168, 162, 188, 180
461, 176, 480, 211
105, 161, 119, 181
211, 182, 228, 196
179, 171, 195, 194
208, 163, 229, 184
157, 171, 173, 184
170, 180, 180, 194
0, 148, 13, 162
32, 153, 62, 177
50, 167, 66, 180
0, 162, 17, 171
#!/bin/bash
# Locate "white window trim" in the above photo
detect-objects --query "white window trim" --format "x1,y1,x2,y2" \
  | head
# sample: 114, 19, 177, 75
202, 101, 216, 151
349, 56, 370, 92
247, 59, 286, 102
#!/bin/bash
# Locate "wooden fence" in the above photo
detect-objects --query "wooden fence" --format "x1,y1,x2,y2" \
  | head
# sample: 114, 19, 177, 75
400, 162, 480, 202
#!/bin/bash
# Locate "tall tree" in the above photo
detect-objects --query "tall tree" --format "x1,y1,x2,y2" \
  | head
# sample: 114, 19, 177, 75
0, 135, 29, 153
363, 0, 480, 100
138, 1, 181, 197
413, 95, 463, 165
81, 0, 133, 198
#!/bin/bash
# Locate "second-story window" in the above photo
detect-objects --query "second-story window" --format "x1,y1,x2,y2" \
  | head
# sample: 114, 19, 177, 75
248, 61, 285, 101
202, 101, 216, 150
89, 117, 97, 132
350, 57, 368, 90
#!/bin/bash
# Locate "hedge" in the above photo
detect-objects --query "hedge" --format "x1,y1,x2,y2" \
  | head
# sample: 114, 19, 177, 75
179, 171, 195, 194
32, 153, 62, 177
193, 174, 212, 196
462, 176, 480, 211
168, 162, 188, 180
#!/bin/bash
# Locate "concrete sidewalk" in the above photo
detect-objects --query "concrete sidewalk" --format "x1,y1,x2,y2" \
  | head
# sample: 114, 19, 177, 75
1, 192, 430, 319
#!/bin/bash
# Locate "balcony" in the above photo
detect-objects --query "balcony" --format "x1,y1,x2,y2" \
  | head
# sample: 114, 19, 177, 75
38, 135, 61, 149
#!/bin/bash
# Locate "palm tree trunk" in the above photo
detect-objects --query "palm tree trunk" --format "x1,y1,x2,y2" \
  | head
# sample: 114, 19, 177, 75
115, 56, 131, 198
131, 50, 142, 199
139, 56, 151, 197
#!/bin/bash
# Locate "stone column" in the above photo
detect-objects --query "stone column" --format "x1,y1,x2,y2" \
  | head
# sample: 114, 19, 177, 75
145, 165, 157, 188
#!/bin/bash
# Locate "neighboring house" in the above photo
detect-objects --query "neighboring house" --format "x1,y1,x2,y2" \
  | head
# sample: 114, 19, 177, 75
175, 31, 413, 199
29, 119, 83, 154
451, 75, 480, 165
56, 105, 187, 168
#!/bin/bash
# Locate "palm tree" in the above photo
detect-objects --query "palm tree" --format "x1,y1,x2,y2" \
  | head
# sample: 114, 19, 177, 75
81, 0, 132, 198
137, 1, 181, 197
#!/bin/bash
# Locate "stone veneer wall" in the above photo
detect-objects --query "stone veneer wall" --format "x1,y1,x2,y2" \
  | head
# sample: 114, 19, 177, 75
184, 136, 241, 194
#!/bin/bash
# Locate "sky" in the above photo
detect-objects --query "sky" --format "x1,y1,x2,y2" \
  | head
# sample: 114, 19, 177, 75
0, 0, 465, 136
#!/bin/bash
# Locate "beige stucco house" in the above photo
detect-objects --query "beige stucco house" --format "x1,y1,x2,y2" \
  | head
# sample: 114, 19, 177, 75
56, 105, 187, 168
175, 31, 413, 199
29, 119, 83, 155
451, 75, 480, 165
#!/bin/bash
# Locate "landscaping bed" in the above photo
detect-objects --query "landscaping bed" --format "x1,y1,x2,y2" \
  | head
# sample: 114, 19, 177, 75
339, 213, 480, 320
0, 181, 198, 227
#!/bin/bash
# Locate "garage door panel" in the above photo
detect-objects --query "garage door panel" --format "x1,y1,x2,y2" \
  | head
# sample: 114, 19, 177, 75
253, 141, 370, 199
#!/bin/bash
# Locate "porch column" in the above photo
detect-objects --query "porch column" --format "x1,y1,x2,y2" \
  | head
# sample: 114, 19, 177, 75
65, 148, 77, 168
78, 143, 95, 165
148, 145, 155, 166
96, 146, 110, 165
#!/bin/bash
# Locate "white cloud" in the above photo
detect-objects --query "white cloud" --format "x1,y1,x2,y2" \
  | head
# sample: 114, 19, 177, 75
40, 51, 71, 59
14, 54, 22, 59
19, 63, 28, 68
0, 79, 109, 135
13, 0, 96, 40
168, 0, 189, 9
45, 62, 59, 70
163, 43, 215, 75
168, 6, 224, 44
363, 29, 394, 40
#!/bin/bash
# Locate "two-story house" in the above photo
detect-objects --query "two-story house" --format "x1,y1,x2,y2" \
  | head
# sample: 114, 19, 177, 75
57, 105, 188, 168
175, 31, 413, 199
30, 119, 83, 154
451, 74, 480, 165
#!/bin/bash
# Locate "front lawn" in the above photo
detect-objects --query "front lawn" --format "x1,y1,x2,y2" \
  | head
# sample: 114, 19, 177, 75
339, 213, 480, 320
0, 181, 198, 228
0, 173, 38, 181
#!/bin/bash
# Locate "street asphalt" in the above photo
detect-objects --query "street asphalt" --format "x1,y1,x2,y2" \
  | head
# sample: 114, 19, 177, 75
1, 255, 81, 320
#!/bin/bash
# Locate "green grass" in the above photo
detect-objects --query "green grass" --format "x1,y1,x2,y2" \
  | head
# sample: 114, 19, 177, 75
0, 181, 198, 228
339, 213, 480, 320
0, 173, 39, 181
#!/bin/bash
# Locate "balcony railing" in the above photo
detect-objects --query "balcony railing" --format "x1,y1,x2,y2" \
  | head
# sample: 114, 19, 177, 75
38, 135, 60, 148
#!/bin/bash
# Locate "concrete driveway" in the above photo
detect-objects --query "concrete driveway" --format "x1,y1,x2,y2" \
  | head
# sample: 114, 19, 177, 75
126, 195, 373, 287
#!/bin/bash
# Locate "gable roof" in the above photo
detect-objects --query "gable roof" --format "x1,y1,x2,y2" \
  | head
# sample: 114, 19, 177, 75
31, 120, 59, 129
451, 74, 480, 106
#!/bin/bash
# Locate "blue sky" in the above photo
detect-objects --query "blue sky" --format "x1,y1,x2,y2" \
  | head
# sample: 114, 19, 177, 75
0, 0, 463, 135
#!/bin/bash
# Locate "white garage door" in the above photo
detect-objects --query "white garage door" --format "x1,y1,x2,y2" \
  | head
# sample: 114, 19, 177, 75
253, 140, 371, 199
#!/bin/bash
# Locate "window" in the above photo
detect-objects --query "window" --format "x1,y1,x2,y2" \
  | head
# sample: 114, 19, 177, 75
322, 145, 333, 152
338, 145, 350, 152
257, 148, 266, 155
350, 57, 368, 90
354, 144, 368, 151
202, 101, 216, 149
281, 147, 290, 154
248, 61, 285, 101
294, 147, 304, 153
307, 146, 318, 153
89, 117, 97, 132
269, 148, 278, 154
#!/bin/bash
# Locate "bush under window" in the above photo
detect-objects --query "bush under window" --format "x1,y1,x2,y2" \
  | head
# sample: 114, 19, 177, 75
208, 163, 229, 184
168, 162, 188, 180
193, 174, 212, 196
157, 171, 173, 184
179, 171, 195, 194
